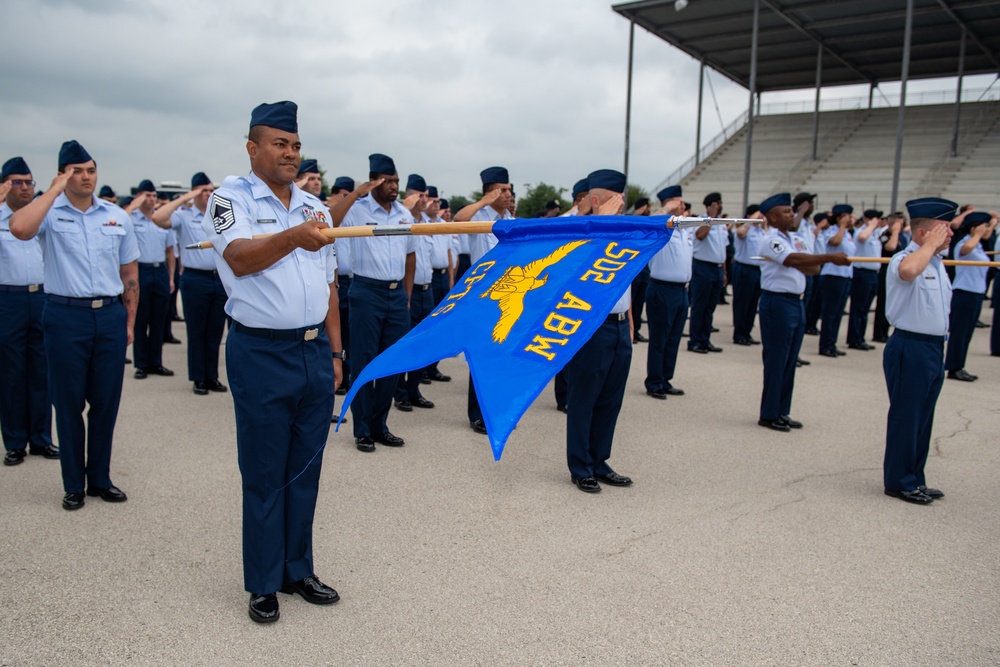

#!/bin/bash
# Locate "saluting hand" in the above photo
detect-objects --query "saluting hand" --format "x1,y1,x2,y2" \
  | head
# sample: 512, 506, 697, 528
479, 188, 502, 208
356, 178, 384, 198
50, 169, 75, 194
596, 194, 624, 216
925, 221, 951, 250
402, 192, 422, 213
0, 180, 11, 202
291, 220, 334, 252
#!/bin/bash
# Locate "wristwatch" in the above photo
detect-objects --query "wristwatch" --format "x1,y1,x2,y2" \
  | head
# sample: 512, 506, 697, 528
332, 351, 346, 360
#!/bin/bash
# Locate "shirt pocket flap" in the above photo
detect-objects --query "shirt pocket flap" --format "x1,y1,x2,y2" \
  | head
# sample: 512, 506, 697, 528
100, 225, 127, 236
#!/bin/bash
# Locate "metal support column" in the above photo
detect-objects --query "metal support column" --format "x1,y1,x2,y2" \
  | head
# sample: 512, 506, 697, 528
868, 84, 875, 109
742, 0, 760, 212
811, 44, 823, 161
695, 60, 705, 166
890, 0, 914, 213
951, 29, 967, 158
623, 20, 635, 183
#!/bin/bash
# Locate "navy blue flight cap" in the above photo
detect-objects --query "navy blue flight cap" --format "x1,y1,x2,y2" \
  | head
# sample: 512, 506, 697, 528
657, 184, 682, 203
427, 185, 439, 198
572, 178, 590, 199
480, 167, 509, 186
832, 204, 854, 216
2, 157, 30, 179
191, 172, 212, 188
586, 169, 626, 194
759, 193, 791, 214
703, 192, 722, 207
98, 185, 116, 198
250, 101, 298, 133
964, 211, 992, 225
58, 140, 93, 169
137, 179, 156, 193
906, 197, 957, 222
745, 204, 760, 217
863, 209, 882, 219
333, 176, 354, 192
298, 159, 319, 176
439, 198, 449, 210
545, 199, 559, 210
369, 153, 396, 176
406, 174, 427, 192
814, 212, 828, 224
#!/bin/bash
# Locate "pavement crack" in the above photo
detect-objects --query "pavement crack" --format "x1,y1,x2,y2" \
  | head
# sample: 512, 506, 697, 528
604, 530, 658, 557
932, 409, 973, 458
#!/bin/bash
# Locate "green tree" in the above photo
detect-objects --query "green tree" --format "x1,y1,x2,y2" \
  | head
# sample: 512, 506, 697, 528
625, 184, 650, 209
448, 194, 472, 212
517, 182, 571, 218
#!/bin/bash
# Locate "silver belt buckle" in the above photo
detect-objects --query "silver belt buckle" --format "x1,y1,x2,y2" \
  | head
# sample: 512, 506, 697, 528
28, 284, 39, 293
91, 299, 104, 309
422, 284, 429, 291
388, 282, 398, 290
304, 328, 319, 341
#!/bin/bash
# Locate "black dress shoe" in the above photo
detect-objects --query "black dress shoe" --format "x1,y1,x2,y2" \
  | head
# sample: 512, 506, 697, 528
732, 338, 752, 346
280, 576, 340, 605
779, 416, 803, 429
373, 431, 404, 447
556, 404, 567, 414
419, 377, 432, 385
573, 476, 601, 493
749, 338, 761, 345
796, 357, 811, 366
428, 370, 451, 382
330, 413, 347, 424
835, 349, 847, 356
335, 386, 347, 395
87, 485, 127, 502
206, 379, 228, 392
848, 344, 873, 351
147, 366, 174, 376
4, 449, 26, 466
884, 488, 933, 505
975, 319, 988, 328
355, 437, 375, 452
125, 357, 132, 365
248, 593, 280, 624
947, 369, 977, 382
917, 485, 944, 499
710, 325, 720, 332
818, 349, 839, 358
633, 332, 648, 343
164, 336, 182, 344
193, 381, 209, 395
872, 337, 889, 343
28, 444, 60, 459
646, 389, 667, 400
758, 418, 791, 432
663, 384, 685, 396
470, 419, 487, 434
688, 345, 709, 354
134, 368, 148, 379
705, 343, 723, 353
394, 400, 413, 412
412, 397, 435, 409
804, 327, 820, 336
62, 492, 85, 511
172, 316, 185, 322
595, 471, 633, 486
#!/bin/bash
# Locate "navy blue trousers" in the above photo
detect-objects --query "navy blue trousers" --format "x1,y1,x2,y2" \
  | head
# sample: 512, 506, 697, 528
847, 268, 878, 346
44, 299, 126, 493
630, 265, 650, 336
819, 275, 851, 353
180, 269, 227, 382
348, 279, 409, 438
564, 318, 631, 481
883, 330, 944, 492
645, 280, 687, 392
758, 291, 805, 421
804, 274, 821, 330
134, 264, 169, 369
428, 270, 450, 375
227, 324, 334, 594
731, 262, 761, 342
456, 254, 471, 283
992, 273, 1000, 355
395, 286, 434, 403
688, 259, 723, 348
337, 275, 352, 385
0, 290, 51, 451
945, 289, 984, 372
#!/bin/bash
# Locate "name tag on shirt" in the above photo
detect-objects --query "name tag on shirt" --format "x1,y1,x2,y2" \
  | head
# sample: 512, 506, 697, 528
255, 219, 277, 225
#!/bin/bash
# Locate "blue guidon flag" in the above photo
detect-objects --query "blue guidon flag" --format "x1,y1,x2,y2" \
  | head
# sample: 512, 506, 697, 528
337, 215, 675, 460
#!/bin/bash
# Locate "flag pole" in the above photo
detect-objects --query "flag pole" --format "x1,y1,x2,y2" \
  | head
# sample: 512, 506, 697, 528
184, 216, 745, 250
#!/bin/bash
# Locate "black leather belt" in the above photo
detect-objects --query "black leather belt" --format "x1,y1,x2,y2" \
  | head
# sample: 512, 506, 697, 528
694, 258, 724, 268
233, 321, 324, 341
139, 262, 165, 268
0, 284, 43, 293
353, 275, 401, 290
761, 290, 804, 300
606, 312, 628, 322
649, 278, 686, 288
433, 268, 448, 274
415, 283, 430, 291
48, 295, 119, 309
184, 267, 219, 277
895, 329, 945, 344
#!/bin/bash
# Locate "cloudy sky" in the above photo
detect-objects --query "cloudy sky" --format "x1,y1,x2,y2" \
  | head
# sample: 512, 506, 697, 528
1, 0, 988, 199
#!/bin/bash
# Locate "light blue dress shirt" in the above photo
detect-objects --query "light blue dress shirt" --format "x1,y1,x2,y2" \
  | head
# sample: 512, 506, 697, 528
691, 223, 728, 263
0, 202, 45, 286
468, 205, 512, 264
170, 205, 216, 270
794, 217, 817, 254
425, 215, 451, 269
36, 194, 139, 297
952, 235, 988, 294
203, 172, 336, 329
819, 226, 856, 277
339, 194, 415, 281
759, 229, 809, 295
733, 224, 765, 267
853, 225, 884, 272
648, 227, 693, 283
886, 241, 951, 336
131, 209, 171, 264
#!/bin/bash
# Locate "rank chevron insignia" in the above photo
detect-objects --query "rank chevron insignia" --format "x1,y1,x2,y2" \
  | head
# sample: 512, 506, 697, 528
212, 196, 235, 234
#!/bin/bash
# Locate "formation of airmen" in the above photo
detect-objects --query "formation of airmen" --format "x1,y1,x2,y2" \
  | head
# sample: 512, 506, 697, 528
1, 99, 997, 624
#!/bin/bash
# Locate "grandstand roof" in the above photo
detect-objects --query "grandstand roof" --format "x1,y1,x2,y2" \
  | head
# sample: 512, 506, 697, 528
612, 0, 1000, 92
